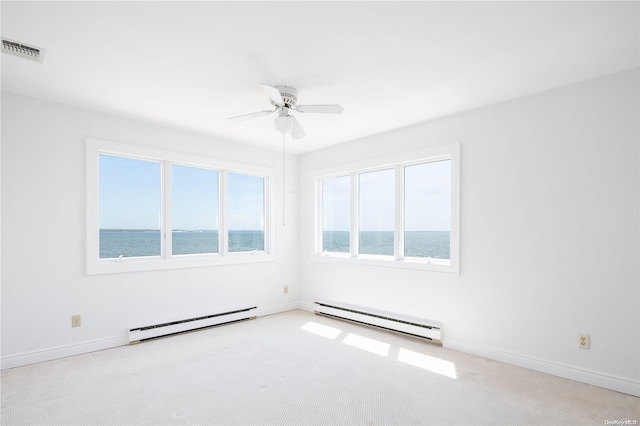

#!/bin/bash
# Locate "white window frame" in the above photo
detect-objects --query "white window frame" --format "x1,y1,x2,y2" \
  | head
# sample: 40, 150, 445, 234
86, 138, 276, 275
313, 143, 460, 274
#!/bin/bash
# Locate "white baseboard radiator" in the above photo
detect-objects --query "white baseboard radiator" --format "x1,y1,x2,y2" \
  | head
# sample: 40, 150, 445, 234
314, 299, 441, 345
129, 306, 257, 344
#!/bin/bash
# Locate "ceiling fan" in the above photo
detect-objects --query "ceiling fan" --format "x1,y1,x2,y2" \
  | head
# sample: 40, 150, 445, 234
227, 84, 343, 139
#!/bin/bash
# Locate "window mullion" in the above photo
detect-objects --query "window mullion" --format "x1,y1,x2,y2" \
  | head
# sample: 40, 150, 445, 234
395, 164, 404, 261
316, 178, 323, 255
220, 170, 228, 256
350, 172, 359, 257
163, 161, 172, 260
263, 175, 270, 254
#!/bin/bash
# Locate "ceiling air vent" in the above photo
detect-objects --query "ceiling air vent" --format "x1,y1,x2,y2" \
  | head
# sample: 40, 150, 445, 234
2, 38, 45, 63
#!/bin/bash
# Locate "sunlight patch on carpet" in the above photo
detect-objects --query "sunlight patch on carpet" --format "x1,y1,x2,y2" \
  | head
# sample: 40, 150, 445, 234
343, 333, 391, 357
398, 348, 457, 379
301, 321, 342, 339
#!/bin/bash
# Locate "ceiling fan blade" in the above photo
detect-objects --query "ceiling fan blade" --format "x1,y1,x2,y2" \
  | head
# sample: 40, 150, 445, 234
289, 115, 306, 139
261, 84, 285, 106
227, 109, 274, 123
295, 104, 344, 114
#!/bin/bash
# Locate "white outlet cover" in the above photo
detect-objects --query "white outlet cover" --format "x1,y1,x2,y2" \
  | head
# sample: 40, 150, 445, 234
578, 334, 590, 349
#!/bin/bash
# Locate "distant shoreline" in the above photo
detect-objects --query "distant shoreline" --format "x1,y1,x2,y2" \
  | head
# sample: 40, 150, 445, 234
100, 229, 450, 232
100, 229, 450, 233
99, 229, 261, 232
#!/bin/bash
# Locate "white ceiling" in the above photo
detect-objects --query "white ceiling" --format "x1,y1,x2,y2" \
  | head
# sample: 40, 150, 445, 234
2, 1, 638, 154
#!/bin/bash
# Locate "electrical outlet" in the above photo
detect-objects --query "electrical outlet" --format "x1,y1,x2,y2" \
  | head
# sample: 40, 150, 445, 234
578, 333, 590, 349
283, 285, 289, 294
72, 315, 81, 328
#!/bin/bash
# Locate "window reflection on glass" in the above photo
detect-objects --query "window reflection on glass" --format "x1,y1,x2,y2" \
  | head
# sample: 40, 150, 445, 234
404, 160, 451, 259
359, 168, 395, 256
99, 155, 161, 258
172, 165, 219, 255
228, 173, 265, 252
322, 175, 350, 253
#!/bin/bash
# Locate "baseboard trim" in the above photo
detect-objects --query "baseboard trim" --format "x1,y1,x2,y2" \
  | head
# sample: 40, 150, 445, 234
1, 335, 129, 370
256, 302, 299, 317
298, 301, 315, 313
301, 301, 638, 396
2, 303, 300, 370
7, 307, 636, 397
444, 337, 640, 397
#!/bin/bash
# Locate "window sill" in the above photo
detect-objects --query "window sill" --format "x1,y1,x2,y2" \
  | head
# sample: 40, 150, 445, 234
312, 253, 459, 274
87, 253, 275, 275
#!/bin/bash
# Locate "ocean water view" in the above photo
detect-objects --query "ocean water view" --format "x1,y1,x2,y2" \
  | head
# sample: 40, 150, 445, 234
323, 231, 450, 259
100, 230, 449, 259
99, 230, 264, 258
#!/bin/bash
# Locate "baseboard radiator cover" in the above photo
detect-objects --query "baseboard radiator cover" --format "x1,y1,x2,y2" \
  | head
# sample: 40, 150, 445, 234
314, 300, 442, 344
129, 307, 257, 343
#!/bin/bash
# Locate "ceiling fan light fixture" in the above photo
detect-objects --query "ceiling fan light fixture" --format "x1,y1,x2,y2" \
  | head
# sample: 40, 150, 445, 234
229, 84, 342, 139
274, 115, 293, 135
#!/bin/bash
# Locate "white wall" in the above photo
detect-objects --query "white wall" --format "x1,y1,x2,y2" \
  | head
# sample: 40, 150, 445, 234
1, 92, 299, 367
297, 69, 640, 395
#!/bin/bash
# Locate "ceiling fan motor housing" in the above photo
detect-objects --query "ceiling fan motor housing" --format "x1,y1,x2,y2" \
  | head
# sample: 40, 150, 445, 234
272, 85, 298, 108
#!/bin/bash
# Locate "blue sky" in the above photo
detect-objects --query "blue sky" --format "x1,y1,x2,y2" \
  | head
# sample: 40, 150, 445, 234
227, 172, 264, 231
404, 160, 451, 231
99, 155, 263, 230
322, 160, 451, 232
99, 155, 161, 229
99, 154, 449, 231
172, 165, 218, 230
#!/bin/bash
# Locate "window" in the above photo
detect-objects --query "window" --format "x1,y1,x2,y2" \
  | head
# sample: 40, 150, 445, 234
99, 155, 162, 259
314, 143, 460, 273
359, 168, 395, 256
87, 138, 275, 274
172, 165, 219, 256
227, 173, 265, 253
321, 175, 350, 254
404, 160, 451, 260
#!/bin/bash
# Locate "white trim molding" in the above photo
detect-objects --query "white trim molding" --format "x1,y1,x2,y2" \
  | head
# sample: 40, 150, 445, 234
1, 302, 301, 370
298, 301, 316, 313
1, 335, 129, 370
444, 337, 640, 397
255, 302, 299, 318
300, 300, 639, 396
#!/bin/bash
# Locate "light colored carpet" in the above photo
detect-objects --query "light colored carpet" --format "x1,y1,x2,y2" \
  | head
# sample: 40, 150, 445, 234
1, 310, 638, 425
